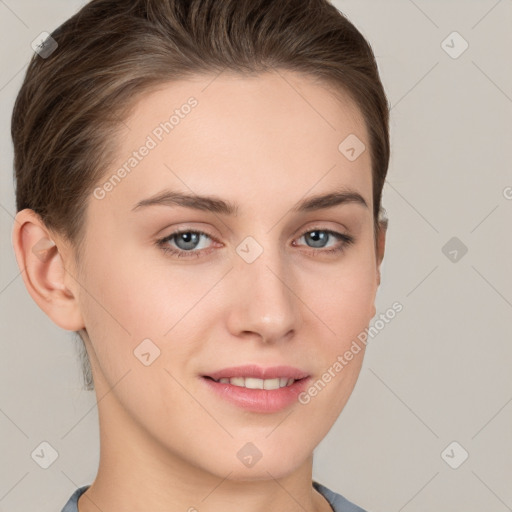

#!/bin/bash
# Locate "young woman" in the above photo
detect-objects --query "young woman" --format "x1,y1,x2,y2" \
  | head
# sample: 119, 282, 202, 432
11, 1, 389, 511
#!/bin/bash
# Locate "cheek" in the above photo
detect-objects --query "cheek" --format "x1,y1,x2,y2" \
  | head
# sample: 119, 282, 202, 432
298, 240, 377, 408
77, 245, 225, 375
81, 243, 185, 334
305, 241, 378, 340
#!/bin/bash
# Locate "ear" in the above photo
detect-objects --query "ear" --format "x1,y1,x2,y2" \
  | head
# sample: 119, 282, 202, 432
11, 209, 85, 331
376, 217, 387, 287
369, 217, 387, 319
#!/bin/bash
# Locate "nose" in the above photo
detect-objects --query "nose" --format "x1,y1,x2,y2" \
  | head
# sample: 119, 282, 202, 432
225, 241, 302, 344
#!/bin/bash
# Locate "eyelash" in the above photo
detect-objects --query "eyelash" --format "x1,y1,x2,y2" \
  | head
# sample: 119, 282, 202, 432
155, 227, 355, 259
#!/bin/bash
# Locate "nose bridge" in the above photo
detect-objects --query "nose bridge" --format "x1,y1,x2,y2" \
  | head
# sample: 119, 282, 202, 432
228, 233, 300, 340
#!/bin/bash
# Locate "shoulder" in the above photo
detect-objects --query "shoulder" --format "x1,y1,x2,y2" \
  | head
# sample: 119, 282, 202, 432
313, 480, 370, 512
60, 485, 90, 512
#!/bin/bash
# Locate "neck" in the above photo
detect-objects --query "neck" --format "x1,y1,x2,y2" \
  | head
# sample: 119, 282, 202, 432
77, 373, 332, 512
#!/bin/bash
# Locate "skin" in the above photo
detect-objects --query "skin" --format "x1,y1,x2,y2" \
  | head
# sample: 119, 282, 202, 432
12, 69, 386, 512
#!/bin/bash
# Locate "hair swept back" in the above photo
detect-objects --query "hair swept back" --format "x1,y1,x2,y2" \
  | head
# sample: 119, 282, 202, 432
12, 0, 390, 390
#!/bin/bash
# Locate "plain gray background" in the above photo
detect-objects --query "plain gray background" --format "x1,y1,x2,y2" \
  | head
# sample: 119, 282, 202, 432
1, 1, 511, 511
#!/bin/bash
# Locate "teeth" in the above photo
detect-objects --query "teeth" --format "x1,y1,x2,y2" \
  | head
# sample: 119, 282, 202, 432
216, 377, 297, 389
230, 377, 245, 387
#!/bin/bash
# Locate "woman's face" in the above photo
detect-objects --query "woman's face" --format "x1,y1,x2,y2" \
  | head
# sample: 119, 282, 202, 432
74, 70, 384, 480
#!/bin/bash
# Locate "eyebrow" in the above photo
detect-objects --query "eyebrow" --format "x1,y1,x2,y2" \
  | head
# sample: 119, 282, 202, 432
131, 187, 368, 215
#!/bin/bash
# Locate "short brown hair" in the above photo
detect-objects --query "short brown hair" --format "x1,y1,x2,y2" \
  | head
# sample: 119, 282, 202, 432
12, 0, 390, 391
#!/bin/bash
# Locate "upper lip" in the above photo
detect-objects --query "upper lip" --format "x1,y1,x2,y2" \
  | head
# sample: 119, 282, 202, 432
204, 365, 310, 381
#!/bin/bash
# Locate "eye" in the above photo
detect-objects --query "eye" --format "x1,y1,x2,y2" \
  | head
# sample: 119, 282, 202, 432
156, 227, 355, 259
156, 229, 216, 258
293, 227, 355, 256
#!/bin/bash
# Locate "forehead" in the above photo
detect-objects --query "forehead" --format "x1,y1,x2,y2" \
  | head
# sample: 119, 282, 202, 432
93, 70, 372, 216
124, 70, 367, 145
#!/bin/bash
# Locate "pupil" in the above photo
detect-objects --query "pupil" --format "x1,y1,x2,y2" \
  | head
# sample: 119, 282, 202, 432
308, 230, 326, 248
178, 232, 199, 249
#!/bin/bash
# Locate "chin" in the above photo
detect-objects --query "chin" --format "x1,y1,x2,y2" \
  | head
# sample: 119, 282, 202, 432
214, 449, 309, 482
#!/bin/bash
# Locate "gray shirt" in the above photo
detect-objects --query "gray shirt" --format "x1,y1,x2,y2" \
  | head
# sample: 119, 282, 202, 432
61, 480, 368, 512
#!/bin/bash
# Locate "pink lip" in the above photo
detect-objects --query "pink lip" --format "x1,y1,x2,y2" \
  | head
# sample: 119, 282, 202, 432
201, 365, 311, 413
204, 364, 309, 381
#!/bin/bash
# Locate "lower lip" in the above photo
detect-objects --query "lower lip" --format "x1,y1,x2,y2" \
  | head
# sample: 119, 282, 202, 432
201, 376, 311, 413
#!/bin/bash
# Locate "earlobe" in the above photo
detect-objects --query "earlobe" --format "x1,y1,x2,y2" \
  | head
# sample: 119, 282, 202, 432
11, 209, 85, 331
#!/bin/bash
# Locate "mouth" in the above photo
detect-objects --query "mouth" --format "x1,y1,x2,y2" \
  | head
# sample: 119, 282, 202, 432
202, 375, 305, 390
200, 365, 311, 413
